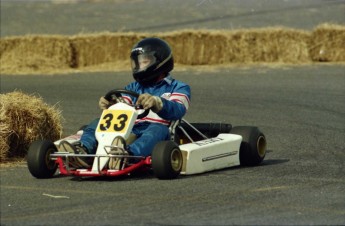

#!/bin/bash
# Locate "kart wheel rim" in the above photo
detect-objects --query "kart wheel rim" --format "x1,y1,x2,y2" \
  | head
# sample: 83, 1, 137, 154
257, 136, 267, 158
170, 148, 182, 172
45, 148, 57, 170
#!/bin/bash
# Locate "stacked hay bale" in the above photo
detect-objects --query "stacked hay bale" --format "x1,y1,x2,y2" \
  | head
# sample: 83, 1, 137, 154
227, 27, 311, 64
0, 35, 72, 74
162, 30, 228, 65
309, 23, 345, 62
69, 32, 147, 68
0, 91, 63, 162
162, 28, 311, 65
0, 24, 344, 74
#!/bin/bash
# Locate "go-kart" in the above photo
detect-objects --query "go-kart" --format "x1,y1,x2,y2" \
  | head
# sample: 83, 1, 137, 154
27, 89, 267, 180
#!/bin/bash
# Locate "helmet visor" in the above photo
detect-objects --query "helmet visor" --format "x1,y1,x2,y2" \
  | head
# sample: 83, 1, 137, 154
130, 52, 156, 73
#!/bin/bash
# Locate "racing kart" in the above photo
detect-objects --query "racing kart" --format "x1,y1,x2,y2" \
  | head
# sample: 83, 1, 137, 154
27, 89, 267, 180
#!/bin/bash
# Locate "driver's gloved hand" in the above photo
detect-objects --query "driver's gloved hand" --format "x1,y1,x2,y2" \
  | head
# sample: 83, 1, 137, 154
137, 93, 163, 113
99, 96, 110, 110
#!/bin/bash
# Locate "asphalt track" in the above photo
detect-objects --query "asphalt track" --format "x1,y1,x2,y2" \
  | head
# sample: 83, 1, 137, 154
1, 65, 345, 225
1, 0, 344, 37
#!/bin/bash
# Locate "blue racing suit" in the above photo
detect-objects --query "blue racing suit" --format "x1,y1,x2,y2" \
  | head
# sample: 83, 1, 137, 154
80, 74, 191, 157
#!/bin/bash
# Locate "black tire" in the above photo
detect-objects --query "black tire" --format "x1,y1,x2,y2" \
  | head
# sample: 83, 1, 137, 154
151, 141, 183, 180
231, 126, 267, 166
27, 140, 58, 178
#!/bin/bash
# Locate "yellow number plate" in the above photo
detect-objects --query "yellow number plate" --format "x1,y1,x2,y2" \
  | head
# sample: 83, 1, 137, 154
96, 109, 134, 133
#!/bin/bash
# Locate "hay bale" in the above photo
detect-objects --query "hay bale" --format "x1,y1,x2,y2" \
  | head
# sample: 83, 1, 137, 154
0, 35, 72, 74
0, 24, 343, 75
161, 28, 311, 65
0, 91, 63, 162
161, 30, 228, 65
309, 23, 345, 62
69, 32, 147, 68
224, 28, 311, 63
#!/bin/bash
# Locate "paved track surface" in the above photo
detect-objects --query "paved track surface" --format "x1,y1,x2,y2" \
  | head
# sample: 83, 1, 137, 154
1, 65, 345, 225
1, 0, 344, 37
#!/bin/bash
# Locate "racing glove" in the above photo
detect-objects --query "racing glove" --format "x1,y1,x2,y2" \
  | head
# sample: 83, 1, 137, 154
99, 96, 110, 110
137, 93, 163, 113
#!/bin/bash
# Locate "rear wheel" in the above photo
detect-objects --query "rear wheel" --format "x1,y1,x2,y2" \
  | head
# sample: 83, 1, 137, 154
27, 140, 58, 178
231, 126, 267, 166
151, 141, 183, 179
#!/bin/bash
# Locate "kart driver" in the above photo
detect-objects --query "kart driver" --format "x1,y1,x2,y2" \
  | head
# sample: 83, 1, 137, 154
59, 37, 191, 169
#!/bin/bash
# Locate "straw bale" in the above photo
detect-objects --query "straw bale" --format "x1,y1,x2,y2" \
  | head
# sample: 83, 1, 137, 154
69, 32, 147, 67
161, 28, 311, 65
0, 24, 344, 75
0, 91, 63, 162
0, 35, 72, 74
161, 30, 228, 65
309, 23, 345, 62
220, 28, 310, 64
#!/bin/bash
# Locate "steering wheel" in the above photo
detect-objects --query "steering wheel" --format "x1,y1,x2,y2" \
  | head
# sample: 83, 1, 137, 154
104, 89, 149, 119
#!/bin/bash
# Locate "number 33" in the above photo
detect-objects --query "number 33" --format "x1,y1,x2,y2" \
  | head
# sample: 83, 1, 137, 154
99, 113, 128, 132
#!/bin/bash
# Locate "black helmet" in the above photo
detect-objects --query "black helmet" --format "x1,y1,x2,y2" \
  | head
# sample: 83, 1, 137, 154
130, 37, 174, 85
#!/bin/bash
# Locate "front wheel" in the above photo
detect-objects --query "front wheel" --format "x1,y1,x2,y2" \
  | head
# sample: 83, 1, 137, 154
27, 140, 58, 178
231, 126, 267, 166
151, 141, 183, 180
